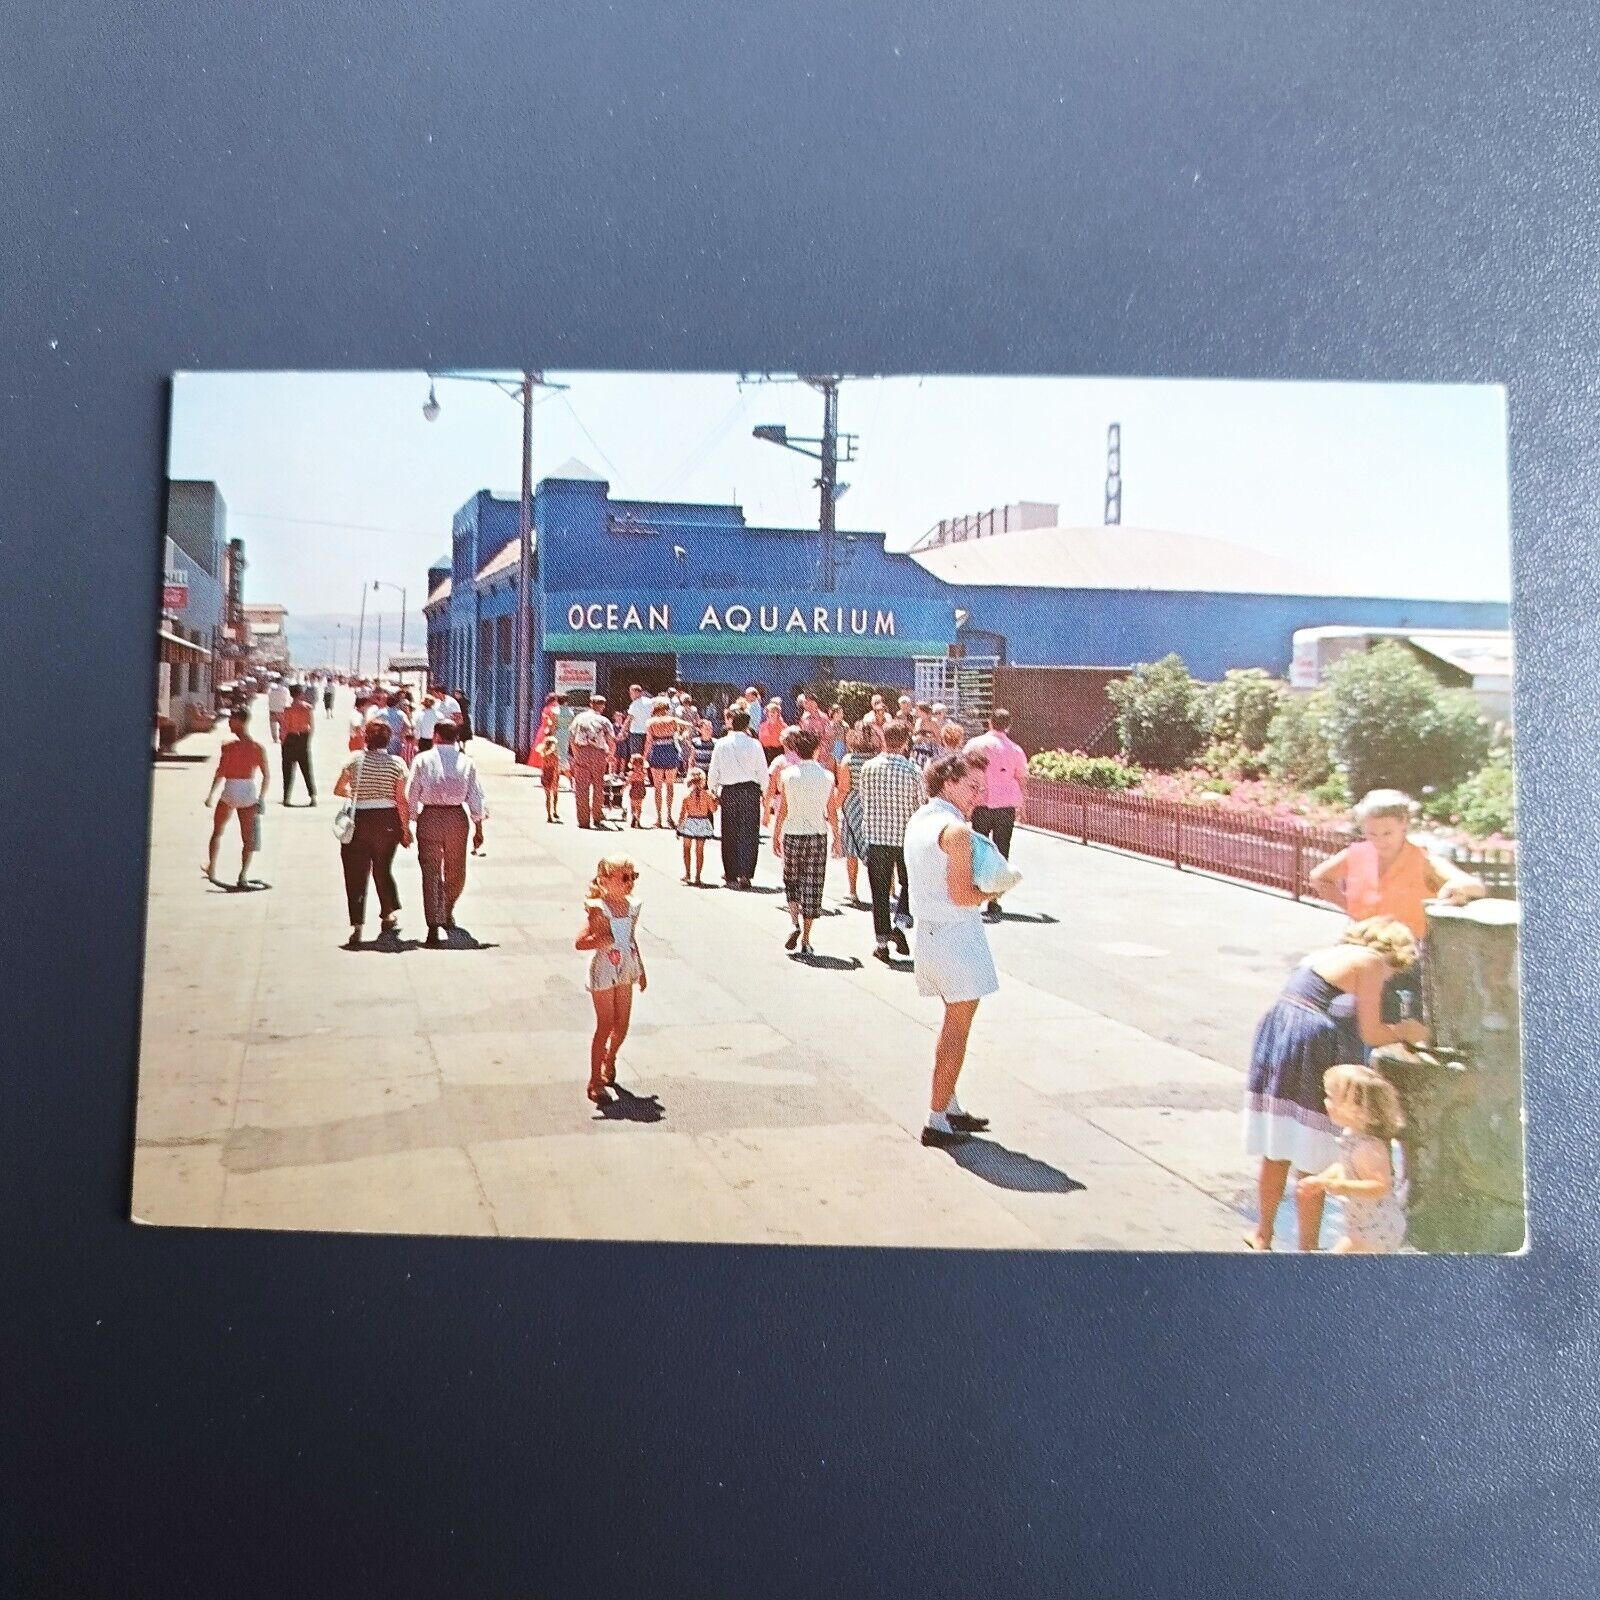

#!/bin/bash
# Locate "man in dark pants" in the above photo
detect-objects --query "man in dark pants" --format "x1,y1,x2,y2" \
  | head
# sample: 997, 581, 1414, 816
706, 709, 768, 889
280, 685, 317, 806
966, 708, 1028, 920
858, 721, 924, 961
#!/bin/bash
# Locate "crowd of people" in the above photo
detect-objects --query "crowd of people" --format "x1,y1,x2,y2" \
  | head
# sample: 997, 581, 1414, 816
203, 675, 486, 950
201, 669, 1489, 1248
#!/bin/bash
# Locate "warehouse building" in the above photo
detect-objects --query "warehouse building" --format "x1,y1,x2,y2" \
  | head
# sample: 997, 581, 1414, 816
424, 471, 1508, 749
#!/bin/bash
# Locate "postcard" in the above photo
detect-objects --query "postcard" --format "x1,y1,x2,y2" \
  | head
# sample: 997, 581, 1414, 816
135, 371, 1522, 1251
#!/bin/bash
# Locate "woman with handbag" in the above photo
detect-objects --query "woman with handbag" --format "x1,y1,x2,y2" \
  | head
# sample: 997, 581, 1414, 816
332, 719, 412, 948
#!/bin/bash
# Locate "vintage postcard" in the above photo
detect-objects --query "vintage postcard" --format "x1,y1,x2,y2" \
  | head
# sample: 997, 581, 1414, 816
135, 371, 1522, 1251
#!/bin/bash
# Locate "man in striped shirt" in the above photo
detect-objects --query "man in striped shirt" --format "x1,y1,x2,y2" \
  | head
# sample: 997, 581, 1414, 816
857, 721, 924, 961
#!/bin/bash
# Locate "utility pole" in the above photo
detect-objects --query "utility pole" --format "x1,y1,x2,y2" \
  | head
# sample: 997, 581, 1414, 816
355, 583, 368, 678
1105, 422, 1123, 526
748, 373, 858, 593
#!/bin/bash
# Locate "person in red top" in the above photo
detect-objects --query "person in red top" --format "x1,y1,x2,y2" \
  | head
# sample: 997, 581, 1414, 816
757, 700, 787, 764
279, 685, 317, 806
203, 709, 270, 887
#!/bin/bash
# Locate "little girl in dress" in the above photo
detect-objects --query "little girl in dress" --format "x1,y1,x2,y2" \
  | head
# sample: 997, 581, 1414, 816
674, 767, 718, 884
537, 735, 561, 823
626, 753, 649, 828
1299, 1064, 1409, 1253
575, 855, 647, 1105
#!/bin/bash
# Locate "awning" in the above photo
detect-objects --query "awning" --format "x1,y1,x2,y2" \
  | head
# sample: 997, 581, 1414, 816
158, 628, 211, 657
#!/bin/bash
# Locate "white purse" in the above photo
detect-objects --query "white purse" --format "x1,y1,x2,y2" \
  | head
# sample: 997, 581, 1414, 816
332, 753, 363, 844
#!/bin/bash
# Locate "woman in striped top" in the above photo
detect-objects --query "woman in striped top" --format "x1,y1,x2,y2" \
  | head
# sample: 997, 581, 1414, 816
333, 719, 413, 947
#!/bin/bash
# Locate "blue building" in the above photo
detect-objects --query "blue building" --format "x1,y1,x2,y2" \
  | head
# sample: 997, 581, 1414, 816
424, 471, 1508, 747
159, 480, 229, 736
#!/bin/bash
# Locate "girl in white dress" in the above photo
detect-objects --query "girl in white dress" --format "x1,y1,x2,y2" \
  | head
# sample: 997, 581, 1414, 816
575, 856, 647, 1105
902, 750, 1004, 1147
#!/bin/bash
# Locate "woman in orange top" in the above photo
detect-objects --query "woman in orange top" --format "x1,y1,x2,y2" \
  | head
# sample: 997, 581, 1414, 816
203, 709, 270, 887
1309, 788, 1485, 1044
1309, 789, 1485, 938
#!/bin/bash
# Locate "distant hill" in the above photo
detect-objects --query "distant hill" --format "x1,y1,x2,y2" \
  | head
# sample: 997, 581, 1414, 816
282, 611, 430, 675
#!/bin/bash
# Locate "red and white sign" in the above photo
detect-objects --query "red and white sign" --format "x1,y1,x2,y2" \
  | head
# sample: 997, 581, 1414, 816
554, 658, 597, 695
162, 583, 189, 611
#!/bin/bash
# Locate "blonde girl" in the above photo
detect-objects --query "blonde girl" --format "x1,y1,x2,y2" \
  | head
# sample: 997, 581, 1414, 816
1300, 1064, 1409, 1253
675, 767, 718, 884
537, 735, 561, 822
575, 855, 646, 1105
626, 753, 649, 828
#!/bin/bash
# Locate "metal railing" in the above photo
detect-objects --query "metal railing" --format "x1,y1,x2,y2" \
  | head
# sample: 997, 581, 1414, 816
1023, 777, 1517, 901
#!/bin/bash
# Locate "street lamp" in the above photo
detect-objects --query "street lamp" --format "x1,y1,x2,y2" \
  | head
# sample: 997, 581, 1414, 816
422, 369, 567, 762
372, 580, 408, 651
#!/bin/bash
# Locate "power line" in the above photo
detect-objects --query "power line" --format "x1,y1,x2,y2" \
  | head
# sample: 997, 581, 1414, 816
559, 395, 624, 481
228, 510, 440, 539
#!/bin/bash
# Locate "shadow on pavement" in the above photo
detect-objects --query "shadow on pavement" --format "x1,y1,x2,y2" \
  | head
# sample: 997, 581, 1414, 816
990, 910, 1058, 925
344, 933, 423, 954
948, 1139, 1084, 1194
595, 1086, 665, 1123
796, 952, 863, 972
439, 927, 499, 952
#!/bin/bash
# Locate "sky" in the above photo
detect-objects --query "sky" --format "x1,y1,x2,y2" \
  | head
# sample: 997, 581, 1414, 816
168, 370, 1511, 651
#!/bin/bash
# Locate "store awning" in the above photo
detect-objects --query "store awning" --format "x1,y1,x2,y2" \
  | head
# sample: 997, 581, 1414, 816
157, 628, 211, 656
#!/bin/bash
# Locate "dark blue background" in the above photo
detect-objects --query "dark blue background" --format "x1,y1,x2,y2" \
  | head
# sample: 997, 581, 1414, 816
4, 3, 1596, 1594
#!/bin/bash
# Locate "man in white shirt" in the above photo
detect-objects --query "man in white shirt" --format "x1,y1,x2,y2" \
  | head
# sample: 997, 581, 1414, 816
435, 687, 462, 727
706, 708, 769, 889
414, 693, 440, 753
568, 693, 618, 829
405, 720, 487, 945
625, 683, 653, 763
265, 677, 291, 742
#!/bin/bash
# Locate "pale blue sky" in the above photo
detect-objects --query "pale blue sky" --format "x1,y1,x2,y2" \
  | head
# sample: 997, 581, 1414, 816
169, 370, 1510, 621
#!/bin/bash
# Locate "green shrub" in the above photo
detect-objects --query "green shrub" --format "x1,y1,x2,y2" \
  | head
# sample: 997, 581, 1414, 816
1028, 750, 1144, 790
1321, 641, 1492, 796
1427, 750, 1516, 840
1206, 668, 1284, 752
835, 680, 903, 723
1310, 771, 1353, 809
1201, 740, 1270, 780
1106, 653, 1208, 770
1264, 692, 1334, 788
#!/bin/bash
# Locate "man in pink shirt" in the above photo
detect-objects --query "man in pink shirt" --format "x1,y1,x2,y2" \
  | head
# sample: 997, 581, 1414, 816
965, 708, 1027, 921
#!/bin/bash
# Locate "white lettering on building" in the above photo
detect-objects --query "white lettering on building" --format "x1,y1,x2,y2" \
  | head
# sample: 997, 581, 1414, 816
874, 610, 895, 636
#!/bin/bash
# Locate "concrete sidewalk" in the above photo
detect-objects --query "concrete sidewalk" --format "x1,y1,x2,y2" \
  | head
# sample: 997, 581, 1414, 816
132, 692, 1341, 1248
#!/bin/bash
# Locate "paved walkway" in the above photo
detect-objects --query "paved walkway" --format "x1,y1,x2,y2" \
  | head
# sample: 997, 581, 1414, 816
133, 691, 1344, 1248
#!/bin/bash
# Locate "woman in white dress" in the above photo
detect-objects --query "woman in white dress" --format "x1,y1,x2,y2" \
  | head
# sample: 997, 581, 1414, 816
902, 749, 998, 1148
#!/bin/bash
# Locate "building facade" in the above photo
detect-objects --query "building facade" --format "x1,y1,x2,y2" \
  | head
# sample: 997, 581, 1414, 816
158, 481, 230, 737
426, 469, 1511, 748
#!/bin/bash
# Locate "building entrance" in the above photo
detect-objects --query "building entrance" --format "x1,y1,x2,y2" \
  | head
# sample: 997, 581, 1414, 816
598, 655, 677, 711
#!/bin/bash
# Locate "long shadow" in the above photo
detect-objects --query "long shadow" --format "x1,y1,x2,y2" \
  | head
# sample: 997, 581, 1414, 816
213, 878, 272, 893
946, 1138, 1084, 1194
344, 933, 423, 954
991, 910, 1059, 925
437, 926, 499, 952
595, 1086, 665, 1123
796, 952, 863, 972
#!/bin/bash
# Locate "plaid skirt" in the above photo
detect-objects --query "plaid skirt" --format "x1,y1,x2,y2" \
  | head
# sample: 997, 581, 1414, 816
782, 831, 829, 918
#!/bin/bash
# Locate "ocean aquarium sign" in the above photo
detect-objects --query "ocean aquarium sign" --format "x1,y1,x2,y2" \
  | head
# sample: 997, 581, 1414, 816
542, 592, 955, 656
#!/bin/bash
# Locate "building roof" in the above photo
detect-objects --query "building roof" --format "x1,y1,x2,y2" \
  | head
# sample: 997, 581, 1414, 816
476, 538, 520, 582
1295, 626, 1512, 685
425, 575, 453, 607
909, 522, 1474, 600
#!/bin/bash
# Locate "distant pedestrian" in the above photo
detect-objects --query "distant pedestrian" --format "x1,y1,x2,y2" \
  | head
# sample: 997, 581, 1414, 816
675, 767, 718, 884
1242, 917, 1428, 1252
828, 704, 849, 768
279, 685, 317, 806
938, 722, 965, 753
966, 708, 1028, 921
798, 692, 833, 771
645, 697, 686, 826
414, 692, 439, 754
859, 693, 891, 734
446, 687, 469, 746
858, 721, 923, 962
538, 735, 562, 822
625, 682, 653, 763
834, 724, 877, 906
406, 720, 486, 947
903, 750, 996, 1147
568, 694, 617, 830
322, 680, 335, 717
707, 708, 767, 889
626, 753, 649, 828
757, 700, 787, 763
203, 709, 269, 887
265, 676, 291, 743
763, 726, 800, 827
772, 728, 838, 957
576, 855, 647, 1105
333, 719, 412, 947
534, 692, 561, 753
